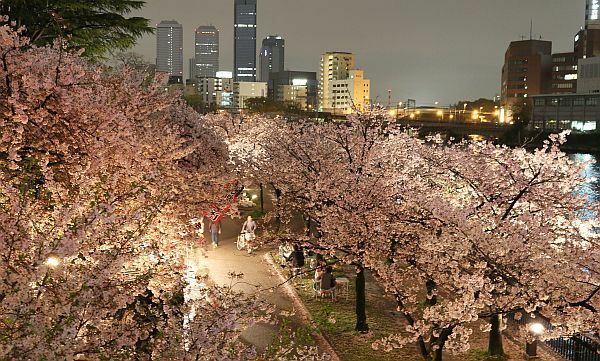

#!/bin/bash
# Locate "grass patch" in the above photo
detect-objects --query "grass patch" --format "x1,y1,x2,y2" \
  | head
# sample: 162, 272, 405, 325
467, 350, 508, 361
291, 270, 422, 361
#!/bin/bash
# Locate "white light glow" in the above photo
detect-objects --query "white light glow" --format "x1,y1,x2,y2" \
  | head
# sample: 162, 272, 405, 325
529, 323, 545, 335
216, 71, 233, 79
292, 78, 308, 86
45, 256, 60, 268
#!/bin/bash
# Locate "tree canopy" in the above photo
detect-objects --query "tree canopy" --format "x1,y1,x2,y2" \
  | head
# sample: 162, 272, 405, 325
0, 0, 152, 58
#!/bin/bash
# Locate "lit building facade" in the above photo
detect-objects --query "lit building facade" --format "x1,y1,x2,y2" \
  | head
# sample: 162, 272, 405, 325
259, 36, 285, 83
577, 57, 600, 93
501, 40, 552, 106
197, 74, 234, 108
318, 52, 372, 114
234, 0, 257, 82
156, 20, 184, 84
233, 82, 268, 108
531, 93, 600, 133
551, 52, 578, 94
194, 25, 219, 79
328, 70, 370, 114
269, 71, 317, 110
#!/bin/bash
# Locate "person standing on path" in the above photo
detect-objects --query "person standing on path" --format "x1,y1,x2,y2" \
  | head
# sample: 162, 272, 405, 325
209, 220, 221, 248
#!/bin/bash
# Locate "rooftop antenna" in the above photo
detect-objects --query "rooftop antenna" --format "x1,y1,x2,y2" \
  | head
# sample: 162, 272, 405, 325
530, 19, 533, 40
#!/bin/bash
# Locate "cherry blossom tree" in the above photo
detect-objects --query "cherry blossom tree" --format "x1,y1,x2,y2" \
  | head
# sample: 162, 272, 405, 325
224, 109, 598, 360
366, 132, 597, 360
0, 21, 328, 360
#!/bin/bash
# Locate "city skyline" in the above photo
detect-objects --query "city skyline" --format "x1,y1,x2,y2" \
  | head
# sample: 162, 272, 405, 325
133, 0, 584, 105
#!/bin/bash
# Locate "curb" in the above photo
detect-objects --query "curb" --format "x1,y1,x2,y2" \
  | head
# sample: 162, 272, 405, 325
263, 253, 342, 361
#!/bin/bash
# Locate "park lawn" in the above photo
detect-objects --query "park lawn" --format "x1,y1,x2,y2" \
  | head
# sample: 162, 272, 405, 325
293, 275, 423, 361
289, 266, 547, 361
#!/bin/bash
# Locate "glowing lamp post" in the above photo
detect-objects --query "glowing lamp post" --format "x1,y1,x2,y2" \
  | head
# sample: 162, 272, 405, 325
526, 322, 545, 359
45, 256, 61, 268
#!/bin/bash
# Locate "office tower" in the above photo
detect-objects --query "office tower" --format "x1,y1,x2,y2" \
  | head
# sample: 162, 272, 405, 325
156, 20, 183, 84
259, 35, 285, 82
194, 25, 219, 79
586, 0, 600, 29
501, 40, 552, 106
576, 0, 600, 59
234, 0, 257, 82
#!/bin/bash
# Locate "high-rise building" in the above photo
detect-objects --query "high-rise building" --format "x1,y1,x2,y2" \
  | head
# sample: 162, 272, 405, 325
319, 52, 355, 112
586, 0, 600, 29
194, 25, 219, 79
234, 0, 257, 82
259, 35, 285, 82
501, 40, 552, 106
156, 20, 184, 84
575, 0, 600, 59
319, 52, 370, 114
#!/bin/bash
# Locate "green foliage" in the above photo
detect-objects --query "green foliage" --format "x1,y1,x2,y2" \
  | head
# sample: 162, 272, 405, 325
455, 98, 498, 114
510, 99, 532, 126
499, 99, 532, 145
1, 0, 152, 59
263, 318, 317, 359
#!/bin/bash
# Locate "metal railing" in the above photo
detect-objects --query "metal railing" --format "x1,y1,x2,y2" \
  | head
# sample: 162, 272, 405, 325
508, 312, 599, 361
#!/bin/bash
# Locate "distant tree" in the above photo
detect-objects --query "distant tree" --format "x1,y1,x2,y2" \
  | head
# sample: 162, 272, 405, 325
245, 97, 301, 114
500, 99, 532, 144
0, 0, 152, 59
510, 99, 532, 126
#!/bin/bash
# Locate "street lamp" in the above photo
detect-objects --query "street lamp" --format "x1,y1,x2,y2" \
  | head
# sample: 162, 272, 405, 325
45, 256, 60, 268
436, 109, 443, 120
526, 322, 545, 359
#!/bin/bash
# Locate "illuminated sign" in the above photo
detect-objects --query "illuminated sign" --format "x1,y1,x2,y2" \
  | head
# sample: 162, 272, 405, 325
216, 71, 233, 79
292, 79, 308, 86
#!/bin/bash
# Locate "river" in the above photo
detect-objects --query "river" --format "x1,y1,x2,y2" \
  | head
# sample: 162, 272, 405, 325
571, 153, 600, 202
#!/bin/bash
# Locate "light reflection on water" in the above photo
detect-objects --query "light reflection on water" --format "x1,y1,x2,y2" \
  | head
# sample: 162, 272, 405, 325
570, 153, 600, 203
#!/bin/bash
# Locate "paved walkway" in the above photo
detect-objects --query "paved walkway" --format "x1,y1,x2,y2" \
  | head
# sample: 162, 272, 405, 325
187, 213, 296, 352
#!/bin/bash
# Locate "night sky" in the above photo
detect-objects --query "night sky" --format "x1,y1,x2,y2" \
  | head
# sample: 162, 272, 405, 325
132, 0, 584, 106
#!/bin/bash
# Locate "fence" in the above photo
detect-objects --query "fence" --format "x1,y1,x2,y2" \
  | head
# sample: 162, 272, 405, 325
507, 312, 599, 361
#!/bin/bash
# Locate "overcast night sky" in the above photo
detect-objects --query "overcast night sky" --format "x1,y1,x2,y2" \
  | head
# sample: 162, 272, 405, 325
132, 0, 585, 105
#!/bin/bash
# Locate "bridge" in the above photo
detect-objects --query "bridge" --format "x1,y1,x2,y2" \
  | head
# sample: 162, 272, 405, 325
394, 117, 513, 138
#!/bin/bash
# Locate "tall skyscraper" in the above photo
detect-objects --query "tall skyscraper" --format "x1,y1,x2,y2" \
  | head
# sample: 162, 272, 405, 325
576, 0, 600, 59
234, 0, 257, 82
156, 20, 183, 84
259, 35, 285, 82
194, 25, 219, 79
586, 0, 600, 29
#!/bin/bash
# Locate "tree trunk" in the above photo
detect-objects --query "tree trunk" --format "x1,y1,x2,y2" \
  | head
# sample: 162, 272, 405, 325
355, 266, 369, 333
259, 183, 264, 213
488, 314, 504, 356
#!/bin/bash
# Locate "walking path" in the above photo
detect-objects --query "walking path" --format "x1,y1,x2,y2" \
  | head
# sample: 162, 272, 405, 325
187, 214, 297, 352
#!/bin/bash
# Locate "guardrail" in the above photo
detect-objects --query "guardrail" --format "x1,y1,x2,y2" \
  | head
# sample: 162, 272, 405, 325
508, 312, 599, 361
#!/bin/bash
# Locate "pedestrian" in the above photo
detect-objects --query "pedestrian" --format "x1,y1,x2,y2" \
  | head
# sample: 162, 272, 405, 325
241, 215, 257, 253
209, 220, 221, 248
241, 215, 257, 240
